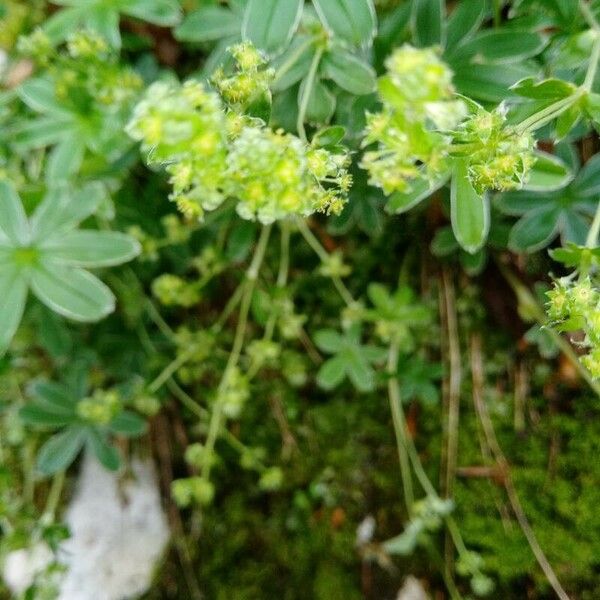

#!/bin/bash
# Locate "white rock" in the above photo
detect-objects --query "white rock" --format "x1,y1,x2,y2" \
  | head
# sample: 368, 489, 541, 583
2, 543, 53, 595
396, 576, 429, 600
57, 454, 170, 600
2, 456, 171, 600
356, 514, 376, 546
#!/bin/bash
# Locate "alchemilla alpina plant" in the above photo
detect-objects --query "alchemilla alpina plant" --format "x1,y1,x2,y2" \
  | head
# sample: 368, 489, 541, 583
2, 1, 600, 599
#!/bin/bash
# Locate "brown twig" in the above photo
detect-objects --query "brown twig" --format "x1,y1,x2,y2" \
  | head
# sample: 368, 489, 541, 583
470, 333, 571, 600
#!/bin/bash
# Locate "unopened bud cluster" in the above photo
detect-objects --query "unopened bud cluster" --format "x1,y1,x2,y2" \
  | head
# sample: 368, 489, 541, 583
362, 44, 536, 197
546, 278, 600, 378
450, 106, 536, 193
361, 45, 464, 195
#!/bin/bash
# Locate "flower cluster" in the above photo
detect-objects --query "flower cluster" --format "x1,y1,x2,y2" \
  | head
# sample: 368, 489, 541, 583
546, 278, 600, 378
450, 106, 536, 193
128, 55, 350, 223
361, 45, 465, 195
126, 79, 228, 219
226, 126, 349, 222
211, 42, 274, 113
362, 44, 536, 198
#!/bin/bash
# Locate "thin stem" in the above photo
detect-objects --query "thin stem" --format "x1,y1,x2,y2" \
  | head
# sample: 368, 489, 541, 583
295, 218, 356, 307
277, 221, 291, 288
296, 47, 324, 142
585, 200, 600, 247
387, 339, 415, 514
201, 225, 272, 480
147, 346, 196, 394
440, 269, 462, 501
213, 279, 246, 332
440, 268, 462, 572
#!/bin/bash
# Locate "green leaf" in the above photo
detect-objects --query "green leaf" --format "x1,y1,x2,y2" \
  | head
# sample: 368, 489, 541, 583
242, 0, 302, 54
28, 381, 74, 412
523, 151, 574, 191
312, 126, 346, 147
0, 266, 28, 353
37, 427, 85, 475
226, 220, 256, 262
42, 231, 140, 268
43, 6, 85, 42
446, 0, 486, 50
86, 428, 120, 471
452, 63, 536, 103
555, 104, 581, 140
30, 261, 115, 322
18, 78, 70, 116
321, 48, 376, 95
175, 6, 241, 42
87, 5, 121, 48
511, 77, 577, 100
30, 185, 105, 243
448, 30, 546, 64
430, 227, 459, 257
124, 0, 181, 26
508, 206, 560, 252
0, 180, 29, 244
385, 172, 450, 214
367, 283, 393, 310
19, 403, 76, 427
495, 190, 553, 216
561, 211, 590, 245
572, 154, 600, 197
314, 329, 343, 353
12, 117, 75, 150
271, 37, 314, 92
109, 411, 147, 437
346, 350, 375, 392
300, 78, 336, 124
45, 134, 86, 184
313, 0, 377, 46
413, 0, 443, 47
316, 355, 346, 390
450, 159, 489, 254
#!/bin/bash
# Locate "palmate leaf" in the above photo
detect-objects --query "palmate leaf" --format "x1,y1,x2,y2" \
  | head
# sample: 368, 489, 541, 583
497, 154, 600, 253
0, 183, 139, 352
314, 325, 385, 392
